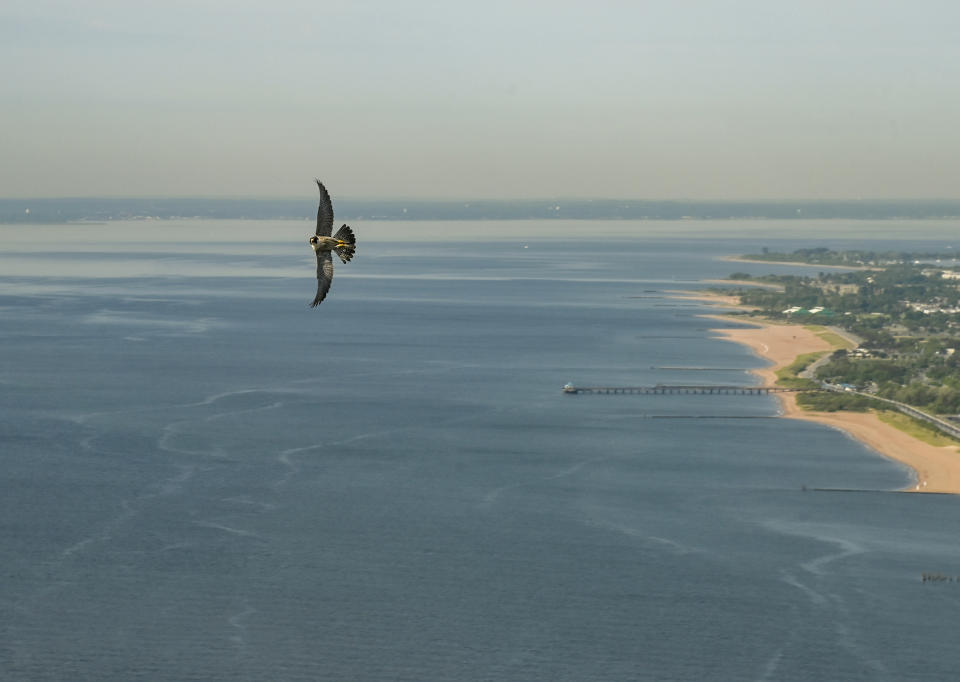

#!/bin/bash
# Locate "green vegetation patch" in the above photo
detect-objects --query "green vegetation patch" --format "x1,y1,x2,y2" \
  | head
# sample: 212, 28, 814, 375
803, 325, 856, 350
876, 411, 960, 447
795, 391, 877, 412
775, 351, 825, 389
817, 331, 855, 349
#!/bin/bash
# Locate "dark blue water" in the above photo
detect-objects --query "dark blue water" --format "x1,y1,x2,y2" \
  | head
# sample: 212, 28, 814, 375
3, 219, 960, 681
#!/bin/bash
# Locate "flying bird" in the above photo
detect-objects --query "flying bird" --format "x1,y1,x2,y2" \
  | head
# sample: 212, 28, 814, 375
308, 180, 356, 307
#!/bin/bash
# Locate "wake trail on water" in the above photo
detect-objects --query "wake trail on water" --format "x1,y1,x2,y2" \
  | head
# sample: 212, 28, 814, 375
764, 520, 890, 679
481, 453, 616, 506
271, 406, 508, 492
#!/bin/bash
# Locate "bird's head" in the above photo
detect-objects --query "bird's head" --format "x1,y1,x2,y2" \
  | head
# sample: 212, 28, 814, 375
308, 235, 320, 251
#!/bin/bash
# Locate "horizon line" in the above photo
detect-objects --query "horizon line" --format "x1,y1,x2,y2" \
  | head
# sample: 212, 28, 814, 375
6, 196, 960, 203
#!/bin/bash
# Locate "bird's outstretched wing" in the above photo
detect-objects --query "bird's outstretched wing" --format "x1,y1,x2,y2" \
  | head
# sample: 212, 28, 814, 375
315, 179, 334, 237
311, 249, 334, 307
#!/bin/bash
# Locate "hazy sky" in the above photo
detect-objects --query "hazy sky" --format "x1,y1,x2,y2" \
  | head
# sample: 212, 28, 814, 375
3, 0, 960, 199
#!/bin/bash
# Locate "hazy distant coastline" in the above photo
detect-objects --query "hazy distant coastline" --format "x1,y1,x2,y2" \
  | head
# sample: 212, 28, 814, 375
5, 198, 960, 224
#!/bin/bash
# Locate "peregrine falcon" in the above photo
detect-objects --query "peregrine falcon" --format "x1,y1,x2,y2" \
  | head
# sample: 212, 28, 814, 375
308, 180, 356, 307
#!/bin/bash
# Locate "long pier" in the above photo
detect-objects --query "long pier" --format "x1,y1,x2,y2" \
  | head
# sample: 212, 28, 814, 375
562, 384, 800, 395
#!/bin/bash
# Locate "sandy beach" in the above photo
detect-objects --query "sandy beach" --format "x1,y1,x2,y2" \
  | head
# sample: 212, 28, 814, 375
686, 291, 960, 494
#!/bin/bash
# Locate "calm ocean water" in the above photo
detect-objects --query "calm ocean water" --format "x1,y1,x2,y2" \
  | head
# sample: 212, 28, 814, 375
2, 219, 960, 681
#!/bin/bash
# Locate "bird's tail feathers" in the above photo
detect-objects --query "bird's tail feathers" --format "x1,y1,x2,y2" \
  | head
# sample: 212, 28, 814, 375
334, 224, 356, 263
334, 224, 355, 244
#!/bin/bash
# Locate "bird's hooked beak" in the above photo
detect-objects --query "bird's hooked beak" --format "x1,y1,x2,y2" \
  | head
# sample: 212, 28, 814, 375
308, 236, 319, 250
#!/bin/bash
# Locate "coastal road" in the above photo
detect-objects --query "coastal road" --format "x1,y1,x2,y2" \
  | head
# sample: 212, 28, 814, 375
799, 326, 862, 380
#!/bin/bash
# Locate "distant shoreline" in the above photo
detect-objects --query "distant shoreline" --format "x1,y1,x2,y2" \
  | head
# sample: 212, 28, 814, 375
675, 289, 960, 494
6, 197, 960, 224
719, 255, 875, 270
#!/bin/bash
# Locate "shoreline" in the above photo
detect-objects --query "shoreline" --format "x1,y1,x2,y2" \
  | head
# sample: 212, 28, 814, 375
680, 290, 960, 494
719, 255, 876, 270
